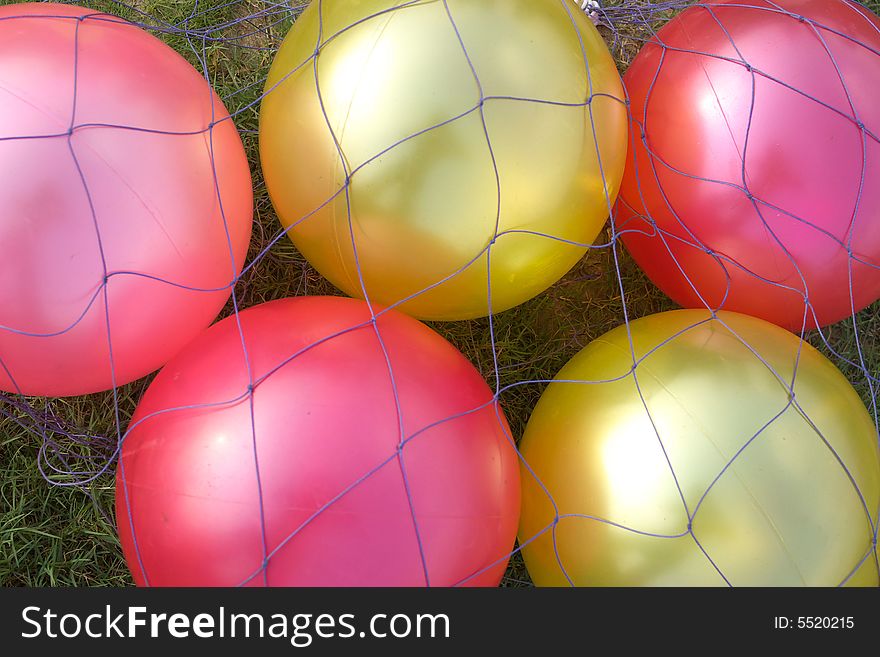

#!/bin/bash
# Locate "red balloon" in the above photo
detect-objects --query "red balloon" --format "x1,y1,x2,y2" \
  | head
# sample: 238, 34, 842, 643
0, 3, 253, 395
116, 296, 520, 587
617, 0, 880, 331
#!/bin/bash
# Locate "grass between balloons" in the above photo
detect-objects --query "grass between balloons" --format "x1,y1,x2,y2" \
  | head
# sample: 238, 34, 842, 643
1, 0, 879, 587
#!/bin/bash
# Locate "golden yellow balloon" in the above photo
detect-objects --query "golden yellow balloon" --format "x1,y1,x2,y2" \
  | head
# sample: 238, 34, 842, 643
519, 310, 880, 586
259, 0, 626, 320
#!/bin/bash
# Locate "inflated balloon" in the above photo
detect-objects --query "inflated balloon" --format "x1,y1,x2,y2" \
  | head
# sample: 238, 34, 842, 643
260, 0, 627, 320
618, 0, 880, 331
116, 296, 520, 586
0, 4, 253, 396
519, 310, 880, 586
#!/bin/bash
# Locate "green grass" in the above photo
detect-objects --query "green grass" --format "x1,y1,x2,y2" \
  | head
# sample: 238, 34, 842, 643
1, 0, 879, 588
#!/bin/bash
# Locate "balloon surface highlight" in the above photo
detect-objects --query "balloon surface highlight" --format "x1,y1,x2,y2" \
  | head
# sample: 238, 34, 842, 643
0, 3, 253, 396
260, 0, 627, 320
617, 0, 880, 331
519, 310, 880, 586
116, 296, 520, 586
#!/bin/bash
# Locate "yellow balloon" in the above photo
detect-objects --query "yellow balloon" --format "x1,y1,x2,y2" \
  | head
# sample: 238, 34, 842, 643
259, 0, 626, 320
519, 310, 880, 586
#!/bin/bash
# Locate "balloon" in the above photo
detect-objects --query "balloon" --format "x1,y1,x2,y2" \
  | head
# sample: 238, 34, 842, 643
617, 0, 880, 331
260, 0, 626, 320
0, 3, 253, 396
519, 309, 880, 586
116, 296, 520, 586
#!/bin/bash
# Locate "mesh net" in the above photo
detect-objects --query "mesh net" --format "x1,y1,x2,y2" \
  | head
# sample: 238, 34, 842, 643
0, 0, 878, 586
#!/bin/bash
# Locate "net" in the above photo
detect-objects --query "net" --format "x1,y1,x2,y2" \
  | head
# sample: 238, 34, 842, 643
0, 0, 877, 587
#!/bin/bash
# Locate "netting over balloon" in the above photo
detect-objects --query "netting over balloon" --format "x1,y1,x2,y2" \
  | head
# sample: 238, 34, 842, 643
0, 0, 878, 587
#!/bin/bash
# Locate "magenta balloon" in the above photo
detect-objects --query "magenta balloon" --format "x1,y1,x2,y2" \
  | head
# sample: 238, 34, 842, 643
116, 296, 520, 587
618, 0, 880, 331
0, 3, 253, 396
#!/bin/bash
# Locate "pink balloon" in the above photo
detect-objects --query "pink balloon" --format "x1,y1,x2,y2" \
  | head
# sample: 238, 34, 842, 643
0, 3, 253, 395
116, 296, 520, 586
617, 0, 880, 331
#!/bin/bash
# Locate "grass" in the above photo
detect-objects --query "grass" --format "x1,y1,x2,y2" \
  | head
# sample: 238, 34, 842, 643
1, 0, 879, 588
